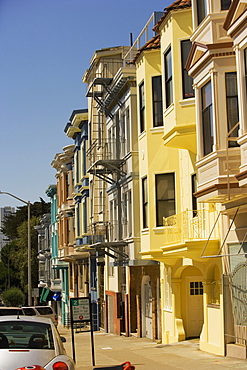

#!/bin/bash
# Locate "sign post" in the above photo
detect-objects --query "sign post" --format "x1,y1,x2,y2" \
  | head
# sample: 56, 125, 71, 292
70, 297, 95, 366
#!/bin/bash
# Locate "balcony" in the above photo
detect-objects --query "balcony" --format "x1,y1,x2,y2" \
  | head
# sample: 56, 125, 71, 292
50, 279, 62, 291
195, 147, 246, 203
236, 134, 247, 187
162, 209, 220, 260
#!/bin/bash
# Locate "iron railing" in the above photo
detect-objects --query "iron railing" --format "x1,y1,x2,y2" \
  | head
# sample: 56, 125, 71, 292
164, 209, 220, 245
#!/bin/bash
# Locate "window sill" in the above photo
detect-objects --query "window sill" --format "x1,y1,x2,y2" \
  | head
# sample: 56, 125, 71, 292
139, 131, 146, 140
153, 226, 164, 234
164, 103, 174, 117
150, 127, 164, 134
163, 308, 172, 313
179, 97, 195, 107
207, 303, 220, 309
141, 228, 149, 235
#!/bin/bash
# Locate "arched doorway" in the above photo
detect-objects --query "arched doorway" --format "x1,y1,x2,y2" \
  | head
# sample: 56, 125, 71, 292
180, 267, 204, 339
141, 275, 152, 339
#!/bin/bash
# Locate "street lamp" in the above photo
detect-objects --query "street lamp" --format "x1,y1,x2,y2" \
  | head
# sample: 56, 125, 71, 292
0, 191, 32, 306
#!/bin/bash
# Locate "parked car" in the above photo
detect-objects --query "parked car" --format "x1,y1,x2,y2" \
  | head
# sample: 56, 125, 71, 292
0, 307, 24, 316
22, 306, 58, 326
0, 315, 75, 370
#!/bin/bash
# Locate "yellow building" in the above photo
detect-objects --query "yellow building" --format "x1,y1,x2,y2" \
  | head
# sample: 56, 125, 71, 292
137, 1, 225, 356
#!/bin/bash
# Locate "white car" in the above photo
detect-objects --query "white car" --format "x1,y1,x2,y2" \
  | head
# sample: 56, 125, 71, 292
22, 306, 58, 327
0, 316, 75, 370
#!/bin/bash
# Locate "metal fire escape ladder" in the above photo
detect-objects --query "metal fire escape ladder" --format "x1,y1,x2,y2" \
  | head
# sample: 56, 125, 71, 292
87, 75, 127, 185
86, 70, 129, 263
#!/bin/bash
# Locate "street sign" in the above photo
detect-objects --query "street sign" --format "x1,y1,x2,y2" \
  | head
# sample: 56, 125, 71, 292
71, 297, 90, 322
32, 288, 39, 297
69, 297, 95, 366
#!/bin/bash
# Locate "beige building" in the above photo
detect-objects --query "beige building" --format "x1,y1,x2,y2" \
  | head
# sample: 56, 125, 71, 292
187, 0, 247, 358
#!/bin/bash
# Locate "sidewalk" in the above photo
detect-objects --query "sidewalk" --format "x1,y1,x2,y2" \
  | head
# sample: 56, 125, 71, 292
58, 325, 247, 370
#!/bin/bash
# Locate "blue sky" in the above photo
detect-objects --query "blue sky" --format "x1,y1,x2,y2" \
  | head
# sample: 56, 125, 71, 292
0, 0, 170, 208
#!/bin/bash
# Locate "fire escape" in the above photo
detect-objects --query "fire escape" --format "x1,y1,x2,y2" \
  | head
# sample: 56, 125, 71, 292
86, 58, 129, 264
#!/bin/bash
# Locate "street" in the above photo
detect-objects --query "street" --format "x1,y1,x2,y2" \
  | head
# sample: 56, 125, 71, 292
58, 325, 247, 370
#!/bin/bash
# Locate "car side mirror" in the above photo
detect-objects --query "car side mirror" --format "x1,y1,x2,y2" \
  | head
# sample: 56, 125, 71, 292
60, 336, 66, 343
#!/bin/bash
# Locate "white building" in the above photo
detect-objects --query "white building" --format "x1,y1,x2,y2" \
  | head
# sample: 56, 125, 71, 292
0, 206, 15, 252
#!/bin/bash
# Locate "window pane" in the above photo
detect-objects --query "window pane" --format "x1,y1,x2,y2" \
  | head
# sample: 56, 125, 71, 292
165, 50, 172, 79
245, 48, 247, 74
191, 174, 197, 217
156, 173, 175, 226
139, 82, 145, 132
202, 81, 212, 108
152, 76, 163, 127
197, 0, 207, 25
166, 80, 173, 108
245, 48, 247, 96
142, 177, 148, 228
226, 72, 238, 96
202, 105, 214, 155
226, 72, 239, 147
181, 40, 194, 99
165, 48, 173, 108
202, 81, 213, 156
221, 0, 231, 10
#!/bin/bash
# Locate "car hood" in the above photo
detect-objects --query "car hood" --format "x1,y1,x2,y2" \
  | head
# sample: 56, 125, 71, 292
0, 349, 56, 370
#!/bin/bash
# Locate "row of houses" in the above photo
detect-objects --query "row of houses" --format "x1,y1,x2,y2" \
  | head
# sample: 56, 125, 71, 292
36, 0, 247, 359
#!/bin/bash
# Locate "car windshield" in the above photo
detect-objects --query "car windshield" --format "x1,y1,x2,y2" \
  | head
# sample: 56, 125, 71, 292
0, 321, 55, 350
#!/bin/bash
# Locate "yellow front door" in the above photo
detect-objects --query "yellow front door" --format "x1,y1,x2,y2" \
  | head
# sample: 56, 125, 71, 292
186, 277, 203, 338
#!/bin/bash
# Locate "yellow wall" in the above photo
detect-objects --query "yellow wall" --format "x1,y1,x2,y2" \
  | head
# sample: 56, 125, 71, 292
136, 49, 180, 255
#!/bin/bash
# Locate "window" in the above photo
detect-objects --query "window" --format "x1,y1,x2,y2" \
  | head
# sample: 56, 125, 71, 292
82, 142, 87, 176
201, 81, 213, 156
164, 48, 173, 108
76, 204, 80, 237
155, 173, 175, 227
110, 199, 118, 240
191, 174, 197, 218
83, 199, 87, 234
0, 320, 54, 350
152, 75, 163, 126
126, 108, 130, 153
244, 48, 247, 96
108, 128, 112, 159
139, 82, 145, 133
181, 40, 194, 99
69, 263, 73, 290
53, 268, 60, 280
128, 190, 132, 237
221, 0, 231, 10
121, 111, 126, 157
122, 191, 132, 238
115, 112, 119, 159
142, 177, 148, 229
226, 72, 239, 147
98, 112, 103, 145
123, 192, 128, 238
190, 281, 203, 295
99, 189, 103, 213
75, 149, 80, 184
196, 0, 207, 25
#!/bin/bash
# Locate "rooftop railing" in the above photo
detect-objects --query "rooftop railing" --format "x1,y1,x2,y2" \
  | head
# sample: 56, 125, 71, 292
123, 11, 163, 65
